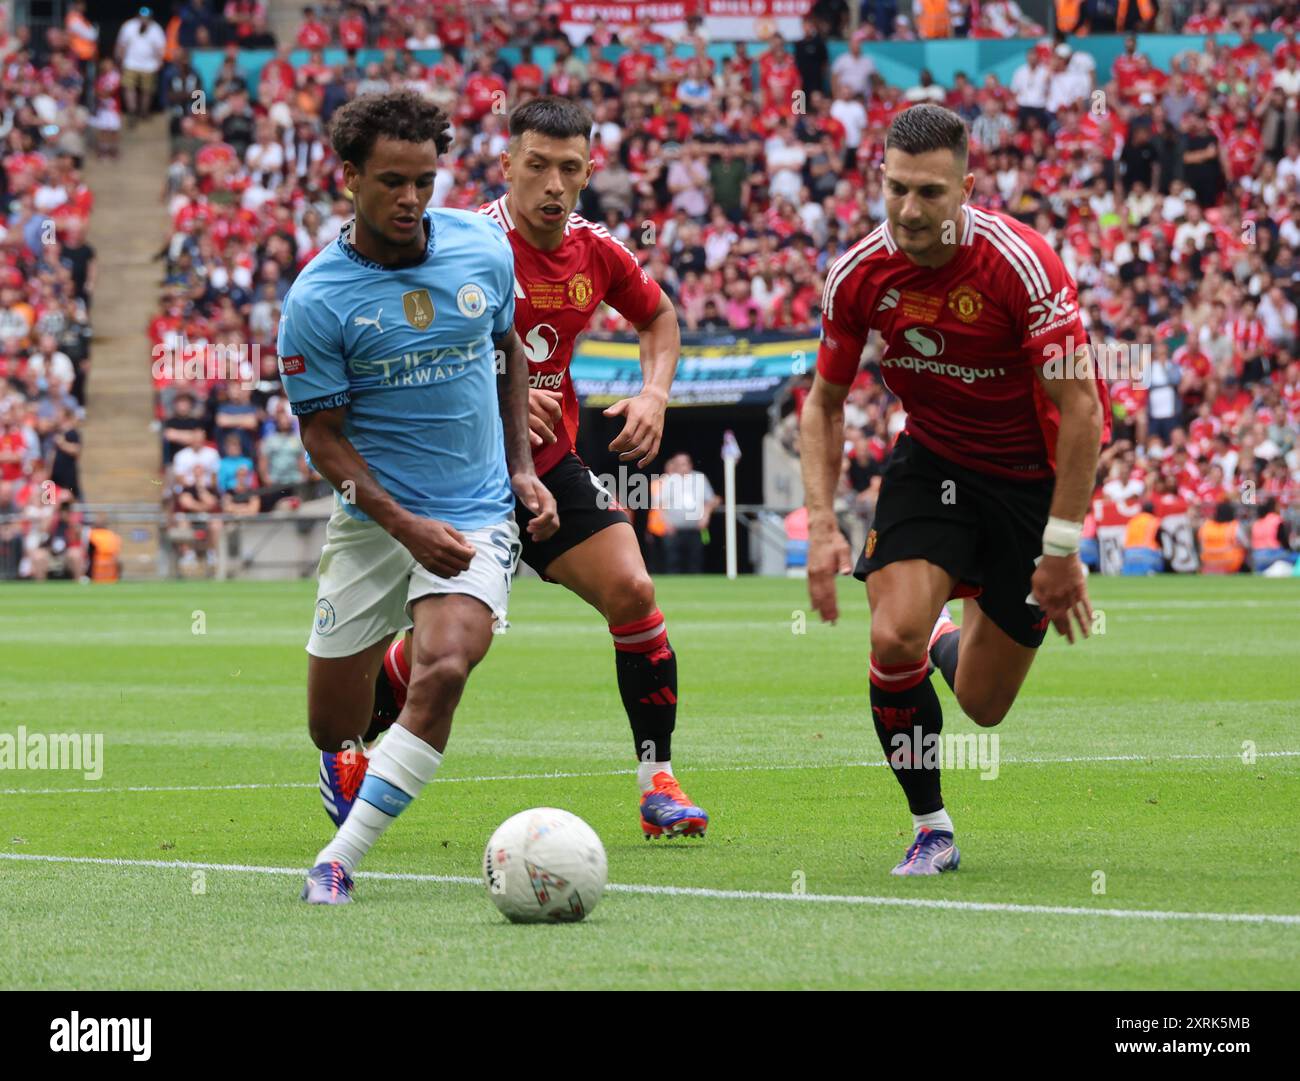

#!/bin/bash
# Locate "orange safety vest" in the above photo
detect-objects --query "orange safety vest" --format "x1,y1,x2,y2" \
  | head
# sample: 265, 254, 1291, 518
915, 0, 952, 38
647, 478, 667, 537
1055, 0, 1084, 34
1117, 0, 1156, 30
165, 16, 181, 63
66, 12, 97, 61
88, 527, 122, 582
1198, 520, 1244, 573
1250, 512, 1283, 550
1124, 512, 1160, 551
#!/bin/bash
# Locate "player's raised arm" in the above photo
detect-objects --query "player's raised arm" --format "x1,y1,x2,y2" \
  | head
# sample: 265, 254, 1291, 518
496, 325, 559, 541
800, 372, 854, 624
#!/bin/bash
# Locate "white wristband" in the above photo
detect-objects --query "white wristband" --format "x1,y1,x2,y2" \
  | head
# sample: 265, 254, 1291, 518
1042, 516, 1082, 557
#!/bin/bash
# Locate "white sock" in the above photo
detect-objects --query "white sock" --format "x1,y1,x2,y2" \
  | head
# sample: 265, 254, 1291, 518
637, 759, 673, 793
316, 724, 443, 874
913, 808, 954, 836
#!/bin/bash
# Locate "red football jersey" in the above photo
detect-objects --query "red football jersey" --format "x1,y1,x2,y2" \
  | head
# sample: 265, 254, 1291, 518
817, 205, 1110, 481
479, 196, 662, 476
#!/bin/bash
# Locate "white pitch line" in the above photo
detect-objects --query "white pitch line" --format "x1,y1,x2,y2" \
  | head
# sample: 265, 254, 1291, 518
0, 750, 1297, 797
1, 852, 1297, 927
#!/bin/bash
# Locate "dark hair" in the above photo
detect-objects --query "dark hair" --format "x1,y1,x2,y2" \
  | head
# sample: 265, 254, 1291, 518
1213, 501, 1237, 524
329, 90, 452, 169
885, 103, 968, 161
508, 95, 593, 146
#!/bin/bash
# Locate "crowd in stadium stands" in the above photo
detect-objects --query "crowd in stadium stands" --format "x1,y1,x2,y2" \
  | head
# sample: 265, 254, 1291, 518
5, 0, 1296, 577
0, 4, 100, 579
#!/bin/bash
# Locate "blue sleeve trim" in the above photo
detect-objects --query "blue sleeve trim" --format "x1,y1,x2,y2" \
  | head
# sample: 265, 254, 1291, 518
290, 391, 351, 416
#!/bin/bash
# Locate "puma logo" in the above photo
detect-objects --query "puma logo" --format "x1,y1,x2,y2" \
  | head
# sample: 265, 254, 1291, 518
354, 308, 384, 333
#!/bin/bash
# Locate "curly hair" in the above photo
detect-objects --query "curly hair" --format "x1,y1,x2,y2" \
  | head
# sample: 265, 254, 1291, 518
329, 90, 453, 169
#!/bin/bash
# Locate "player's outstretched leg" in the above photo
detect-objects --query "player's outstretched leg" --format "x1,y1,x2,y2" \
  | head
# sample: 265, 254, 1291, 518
305, 636, 392, 834
867, 561, 960, 876
304, 593, 497, 903
332, 633, 411, 826
544, 521, 708, 840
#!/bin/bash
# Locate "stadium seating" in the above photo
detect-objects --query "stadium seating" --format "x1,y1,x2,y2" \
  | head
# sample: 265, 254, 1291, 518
6, 0, 1295, 578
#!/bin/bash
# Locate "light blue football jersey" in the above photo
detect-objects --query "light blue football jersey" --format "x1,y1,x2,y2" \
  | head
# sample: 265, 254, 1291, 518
277, 209, 515, 529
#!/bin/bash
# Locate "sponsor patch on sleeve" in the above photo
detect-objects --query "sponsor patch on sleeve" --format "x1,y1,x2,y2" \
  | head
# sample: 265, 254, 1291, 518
278, 354, 306, 375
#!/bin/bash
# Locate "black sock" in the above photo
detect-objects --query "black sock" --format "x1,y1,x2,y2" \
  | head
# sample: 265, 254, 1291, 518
365, 666, 400, 743
365, 639, 407, 743
930, 627, 961, 692
610, 610, 675, 762
869, 655, 944, 815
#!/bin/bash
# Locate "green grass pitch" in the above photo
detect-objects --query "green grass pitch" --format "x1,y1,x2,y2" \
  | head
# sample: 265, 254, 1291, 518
0, 575, 1297, 989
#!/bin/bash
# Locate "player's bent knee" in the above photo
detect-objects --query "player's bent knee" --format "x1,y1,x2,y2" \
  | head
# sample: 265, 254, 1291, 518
870, 623, 930, 665
306, 710, 360, 753
606, 573, 656, 625
960, 695, 1012, 728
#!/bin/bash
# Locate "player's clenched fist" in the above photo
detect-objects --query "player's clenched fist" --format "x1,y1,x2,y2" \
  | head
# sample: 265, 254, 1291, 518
528, 388, 563, 447
807, 517, 853, 624
397, 517, 477, 578
512, 473, 559, 541
1031, 554, 1093, 644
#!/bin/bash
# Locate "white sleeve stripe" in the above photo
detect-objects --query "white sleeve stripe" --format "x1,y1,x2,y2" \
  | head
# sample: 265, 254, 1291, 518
985, 213, 1050, 297
973, 208, 1050, 298
821, 228, 882, 316
571, 216, 643, 263
973, 223, 1037, 300
823, 233, 885, 322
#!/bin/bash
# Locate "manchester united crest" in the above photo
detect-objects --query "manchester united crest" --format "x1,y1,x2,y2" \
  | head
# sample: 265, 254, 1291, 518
946, 284, 984, 324
566, 272, 594, 308
865, 529, 877, 559
402, 288, 435, 330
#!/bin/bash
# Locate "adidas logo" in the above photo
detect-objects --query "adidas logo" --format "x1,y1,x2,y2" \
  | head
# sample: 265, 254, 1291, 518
877, 289, 900, 312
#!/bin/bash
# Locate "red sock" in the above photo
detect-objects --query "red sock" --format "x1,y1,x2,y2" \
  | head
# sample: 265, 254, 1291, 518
384, 635, 411, 690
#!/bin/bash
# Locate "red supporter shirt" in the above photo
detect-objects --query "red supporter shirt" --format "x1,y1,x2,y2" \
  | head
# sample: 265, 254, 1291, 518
0, 430, 25, 481
616, 51, 657, 85
438, 16, 469, 50
296, 20, 330, 48
338, 14, 367, 50
1225, 130, 1261, 180
513, 61, 544, 91
1274, 40, 1300, 66
816, 206, 1110, 480
479, 196, 663, 476
760, 53, 801, 109
464, 72, 506, 119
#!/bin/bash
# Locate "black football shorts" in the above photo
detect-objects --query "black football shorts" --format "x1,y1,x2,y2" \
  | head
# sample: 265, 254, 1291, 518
515, 451, 631, 578
854, 433, 1055, 648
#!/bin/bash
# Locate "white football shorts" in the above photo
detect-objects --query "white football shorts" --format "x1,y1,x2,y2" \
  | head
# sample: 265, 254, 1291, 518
306, 507, 521, 658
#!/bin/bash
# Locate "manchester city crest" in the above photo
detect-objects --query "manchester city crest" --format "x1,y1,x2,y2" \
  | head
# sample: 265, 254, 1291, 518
457, 283, 487, 318
315, 599, 336, 635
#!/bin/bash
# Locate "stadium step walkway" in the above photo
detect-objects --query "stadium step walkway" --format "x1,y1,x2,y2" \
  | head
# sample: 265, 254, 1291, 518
81, 114, 170, 577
